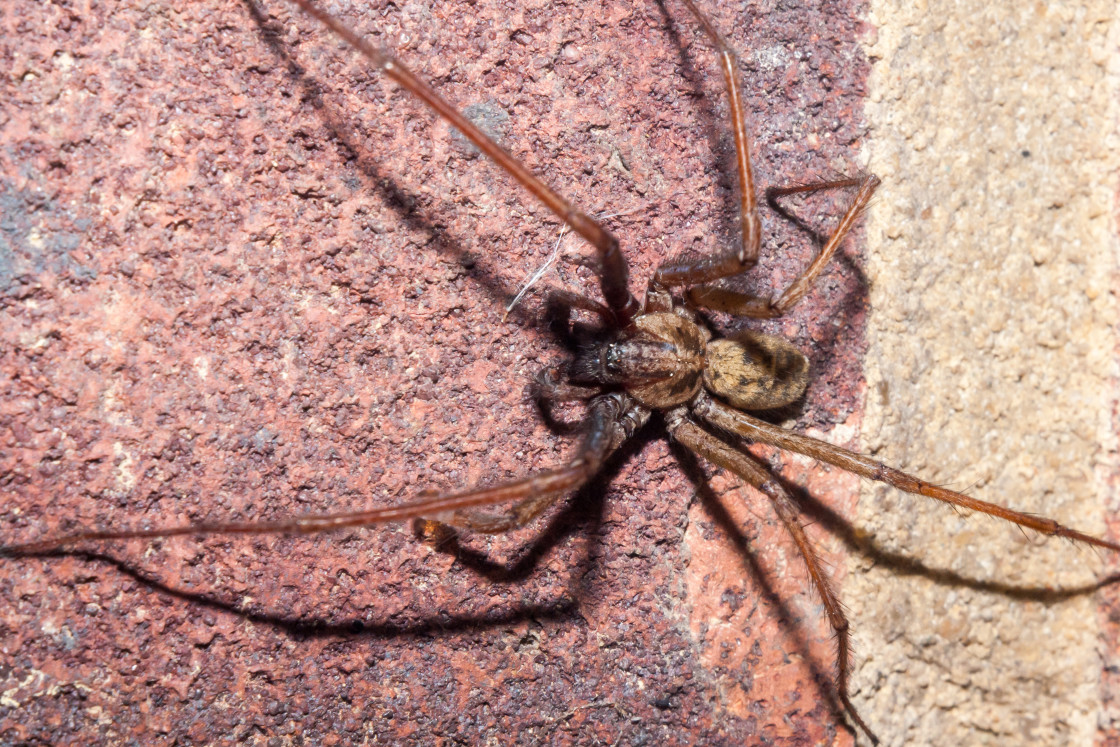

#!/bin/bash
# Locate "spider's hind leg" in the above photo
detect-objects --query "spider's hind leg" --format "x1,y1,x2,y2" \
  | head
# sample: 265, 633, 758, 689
695, 392, 1120, 554
666, 407, 879, 744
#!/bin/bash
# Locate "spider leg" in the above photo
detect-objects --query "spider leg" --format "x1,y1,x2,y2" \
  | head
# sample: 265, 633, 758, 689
766, 177, 870, 200
435, 394, 649, 535
543, 287, 614, 322
531, 368, 600, 404
650, 3, 879, 320
688, 174, 880, 318
0, 395, 645, 557
654, 0, 762, 289
418, 490, 567, 537
694, 392, 1120, 552
666, 409, 878, 744
286, 0, 638, 321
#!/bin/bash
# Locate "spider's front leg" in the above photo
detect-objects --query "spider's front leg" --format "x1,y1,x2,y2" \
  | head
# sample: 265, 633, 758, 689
530, 367, 601, 408
415, 393, 649, 540
0, 395, 649, 558
286, 0, 640, 322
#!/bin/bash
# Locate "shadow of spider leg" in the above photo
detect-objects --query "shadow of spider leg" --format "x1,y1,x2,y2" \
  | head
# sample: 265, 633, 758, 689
696, 396, 1120, 554
0, 394, 649, 558
668, 411, 870, 740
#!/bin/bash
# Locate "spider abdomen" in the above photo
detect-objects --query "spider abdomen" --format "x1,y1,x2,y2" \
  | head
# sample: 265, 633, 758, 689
703, 332, 809, 411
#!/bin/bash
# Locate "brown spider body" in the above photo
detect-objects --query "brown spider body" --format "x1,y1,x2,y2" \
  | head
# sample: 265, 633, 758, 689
572, 298, 809, 414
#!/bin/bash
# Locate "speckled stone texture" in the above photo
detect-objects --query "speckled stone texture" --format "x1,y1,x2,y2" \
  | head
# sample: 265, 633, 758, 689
855, 3, 1120, 746
1, 1, 874, 745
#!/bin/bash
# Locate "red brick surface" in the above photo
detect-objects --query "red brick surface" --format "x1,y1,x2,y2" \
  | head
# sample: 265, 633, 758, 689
0, 1, 870, 743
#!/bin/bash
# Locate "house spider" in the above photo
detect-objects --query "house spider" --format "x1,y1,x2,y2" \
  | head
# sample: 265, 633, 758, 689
3, 0, 1117, 744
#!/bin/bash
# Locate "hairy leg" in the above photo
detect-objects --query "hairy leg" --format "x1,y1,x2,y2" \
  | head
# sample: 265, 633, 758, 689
694, 391, 1120, 552
688, 175, 880, 317
1, 395, 642, 556
429, 394, 650, 535
653, 0, 762, 289
667, 410, 878, 743
286, 0, 638, 320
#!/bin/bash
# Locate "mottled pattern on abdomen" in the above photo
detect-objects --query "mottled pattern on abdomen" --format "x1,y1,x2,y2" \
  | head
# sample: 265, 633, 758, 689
703, 332, 810, 411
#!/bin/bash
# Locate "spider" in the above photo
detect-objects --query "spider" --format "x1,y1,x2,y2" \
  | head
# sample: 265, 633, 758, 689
2, 0, 1116, 744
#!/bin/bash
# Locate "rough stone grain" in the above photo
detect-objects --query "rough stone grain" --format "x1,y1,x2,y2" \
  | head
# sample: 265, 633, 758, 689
856, 3, 1120, 746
